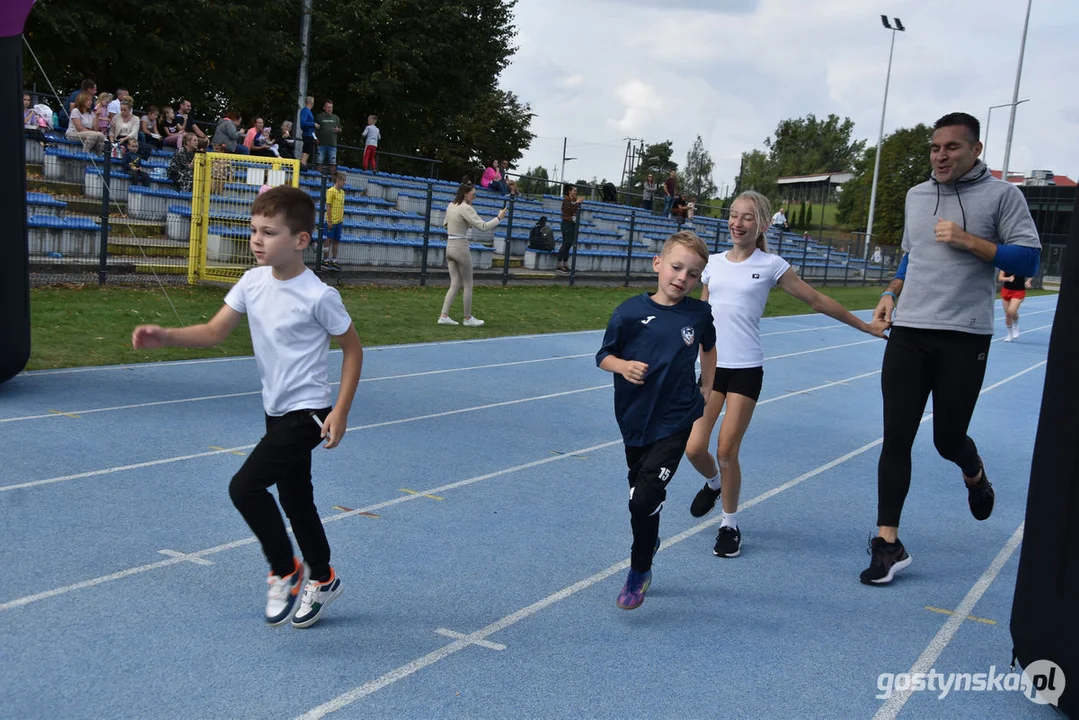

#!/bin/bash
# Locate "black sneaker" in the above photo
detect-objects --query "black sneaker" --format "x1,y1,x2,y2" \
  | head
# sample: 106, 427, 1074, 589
713, 525, 741, 557
966, 461, 994, 521
690, 483, 721, 518
859, 536, 912, 585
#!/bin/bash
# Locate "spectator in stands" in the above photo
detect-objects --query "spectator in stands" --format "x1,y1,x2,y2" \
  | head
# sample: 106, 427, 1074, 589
22, 93, 44, 129
110, 99, 140, 150
499, 159, 513, 186
93, 92, 113, 134
276, 121, 297, 160
556, 184, 582, 274
141, 106, 163, 150
439, 182, 506, 327
641, 173, 657, 211
315, 99, 341, 176
120, 139, 150, 187
687, 196, 697, 221
670, 193, 690, 226
361, 114, 380, 171
106, 88, 130, 120
212, 111, 248, 154
662, 169, 678, 217
299, 96, 316, 170
161, 106, 184, 148
771, 208, 789, 232
176, 99, 206, 141
507, 179, 519, 197
168, 132, 199, 191
61, 79, 96, 131
601, 182, 618, 203
244, 117, 275, 157
256, 125, 278, 156
481, 160, 508, 194
322, 172, 347, 271
65, 91, 106, 155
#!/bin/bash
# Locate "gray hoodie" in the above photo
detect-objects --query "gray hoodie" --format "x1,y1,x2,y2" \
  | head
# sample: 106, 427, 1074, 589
894, 160, 1040, 335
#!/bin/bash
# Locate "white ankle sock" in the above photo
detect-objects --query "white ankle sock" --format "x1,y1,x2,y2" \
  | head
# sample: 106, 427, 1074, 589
705, 473, 720, 491
721, 511, 738, 529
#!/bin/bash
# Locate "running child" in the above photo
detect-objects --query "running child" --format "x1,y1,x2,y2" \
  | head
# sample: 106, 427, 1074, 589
132, 186, 363, 628
597, 231, 717, 610
685, 191, 889, 558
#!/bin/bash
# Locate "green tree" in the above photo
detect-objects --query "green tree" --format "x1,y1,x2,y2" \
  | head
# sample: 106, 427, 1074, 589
836, 124, 932, 245
24, 0, 532, 181
764, 113, 866, 176
736, 149, 777, 200
629, 141, 677, 192
518, 166, 551, 196
805, 203, 814, 227
683, 135, 717, 201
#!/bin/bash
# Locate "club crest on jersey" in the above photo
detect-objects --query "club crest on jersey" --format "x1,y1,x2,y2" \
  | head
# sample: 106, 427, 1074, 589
681, 326, 695, 346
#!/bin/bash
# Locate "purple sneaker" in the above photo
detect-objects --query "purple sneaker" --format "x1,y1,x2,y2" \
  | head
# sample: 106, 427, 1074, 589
616, 569, 652, 610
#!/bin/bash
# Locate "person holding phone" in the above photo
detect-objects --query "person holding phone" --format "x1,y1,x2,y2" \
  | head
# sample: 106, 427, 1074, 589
438, 183, 506, 327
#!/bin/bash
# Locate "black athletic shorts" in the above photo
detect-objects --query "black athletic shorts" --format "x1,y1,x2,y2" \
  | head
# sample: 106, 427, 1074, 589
711, 366, 764, 401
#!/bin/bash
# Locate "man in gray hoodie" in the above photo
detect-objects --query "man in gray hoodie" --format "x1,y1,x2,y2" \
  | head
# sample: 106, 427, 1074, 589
861, 112, 1041, 585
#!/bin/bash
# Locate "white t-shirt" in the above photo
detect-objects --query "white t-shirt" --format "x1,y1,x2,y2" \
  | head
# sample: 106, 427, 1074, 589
224, 266, 353, 416
772, 211, 787, 225
362, 124, 380, 147
107, 99, 121, 117
66, 108, 90, 136
701, 248, 791, 368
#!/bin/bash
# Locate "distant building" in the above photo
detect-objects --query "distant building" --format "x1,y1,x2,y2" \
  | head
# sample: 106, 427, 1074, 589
776, 172, 853, 205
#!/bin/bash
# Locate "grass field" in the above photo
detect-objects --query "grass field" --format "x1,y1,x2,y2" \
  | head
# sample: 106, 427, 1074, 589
23, 283, 921, 370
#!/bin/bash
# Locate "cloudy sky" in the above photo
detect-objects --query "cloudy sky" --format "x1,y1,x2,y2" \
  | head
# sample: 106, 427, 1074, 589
500, 0, 1079, 192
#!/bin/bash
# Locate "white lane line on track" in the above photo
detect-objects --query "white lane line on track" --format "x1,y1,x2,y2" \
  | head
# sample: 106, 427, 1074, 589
295, 360, 1047, 718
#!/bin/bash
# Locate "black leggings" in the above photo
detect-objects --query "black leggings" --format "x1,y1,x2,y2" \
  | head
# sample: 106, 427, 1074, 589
877, 327, 991, 527
625, 428, 692, 572
557, 220, 578, 263
229, 408, 332, 579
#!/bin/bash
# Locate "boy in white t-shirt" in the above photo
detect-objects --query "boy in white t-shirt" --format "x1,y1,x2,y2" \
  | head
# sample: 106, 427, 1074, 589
683, 191, 888, 559
132, 186, 363, 628
361, 114, 380, 172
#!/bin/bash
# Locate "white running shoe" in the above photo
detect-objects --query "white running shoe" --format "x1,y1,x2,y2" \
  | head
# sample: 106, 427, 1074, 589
437, 316, 459, 325
265, 559, 308, 626
462, 316, 485, 327
1003, 326, 1013, 342
292, 568, 344, 629
1012, 324, 1020, 340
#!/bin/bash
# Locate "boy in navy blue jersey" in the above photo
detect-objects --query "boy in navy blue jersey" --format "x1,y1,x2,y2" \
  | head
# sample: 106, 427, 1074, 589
597, 231, 717, 609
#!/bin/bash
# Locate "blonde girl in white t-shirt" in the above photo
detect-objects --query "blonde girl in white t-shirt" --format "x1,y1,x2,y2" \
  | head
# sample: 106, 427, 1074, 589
685, 191, 889, 558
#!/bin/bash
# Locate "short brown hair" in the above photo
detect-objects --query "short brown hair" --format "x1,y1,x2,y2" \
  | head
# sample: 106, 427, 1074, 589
251, 186, 315, 235
662, 231, 708, 264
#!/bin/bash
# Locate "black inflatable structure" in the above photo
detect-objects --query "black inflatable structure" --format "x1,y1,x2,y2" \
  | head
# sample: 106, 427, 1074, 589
0, 1, 34, 384
1010, 186, 1079, 717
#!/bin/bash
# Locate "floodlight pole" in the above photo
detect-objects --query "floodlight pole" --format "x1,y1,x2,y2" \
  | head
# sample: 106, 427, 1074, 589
985, 99, 1029, 168
1000, 0, 1033, 186
865, 17, 904, 261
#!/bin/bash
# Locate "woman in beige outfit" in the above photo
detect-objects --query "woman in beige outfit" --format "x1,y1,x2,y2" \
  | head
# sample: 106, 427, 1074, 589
439, 183, 506, 326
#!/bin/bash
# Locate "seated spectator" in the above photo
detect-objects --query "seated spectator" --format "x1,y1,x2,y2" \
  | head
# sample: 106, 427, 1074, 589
244, 117, 275, 157
160, 106, 184, 148
65, 91, 106, 155
243, 117, 264, 151
212, 111, 248, 154
276, 120, 297, 159
23, 93, 49, 143
167, 132, 199, 191
175, 99, 206, 140
93, 92, 113, 135
119, 138, 150, 187
507, 179, 519, 196
106, 88, 129, 119
110, 99, 140, 149
481, 159, 508, 194
141, 106, 163, 149
669, 193, 689, 225
60, 79, 96, 131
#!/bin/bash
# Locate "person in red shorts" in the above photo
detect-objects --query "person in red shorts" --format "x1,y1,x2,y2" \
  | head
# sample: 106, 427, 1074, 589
998, 269, 1032, 341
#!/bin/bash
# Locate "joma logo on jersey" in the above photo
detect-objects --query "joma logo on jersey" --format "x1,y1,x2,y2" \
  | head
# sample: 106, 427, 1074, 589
752, 273, 760, 279
681, 326, 695, 346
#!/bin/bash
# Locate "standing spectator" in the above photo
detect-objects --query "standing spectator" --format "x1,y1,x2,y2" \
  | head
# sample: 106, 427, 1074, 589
670, 194, 689, 226
110, 99, 140, 149
361, 114, 380, 171
556, 184, 582, 274
61, 79, 96, 131
175, 99, 207, 141
641, 173, 657, 211
93, 92, 113, 134
299, 96, 316, 170
65, 91, 106, 155
277, 120, 298, 159
314, 99, 341, 176
212, 111, 248, 154
119, 139, 150, 186
438, 183, 505, 327
322, 172, 347, 271
662, 169, 678, 217
141, 106, 163, 149
168, 132, 199, 191
161, 106, 184, 148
